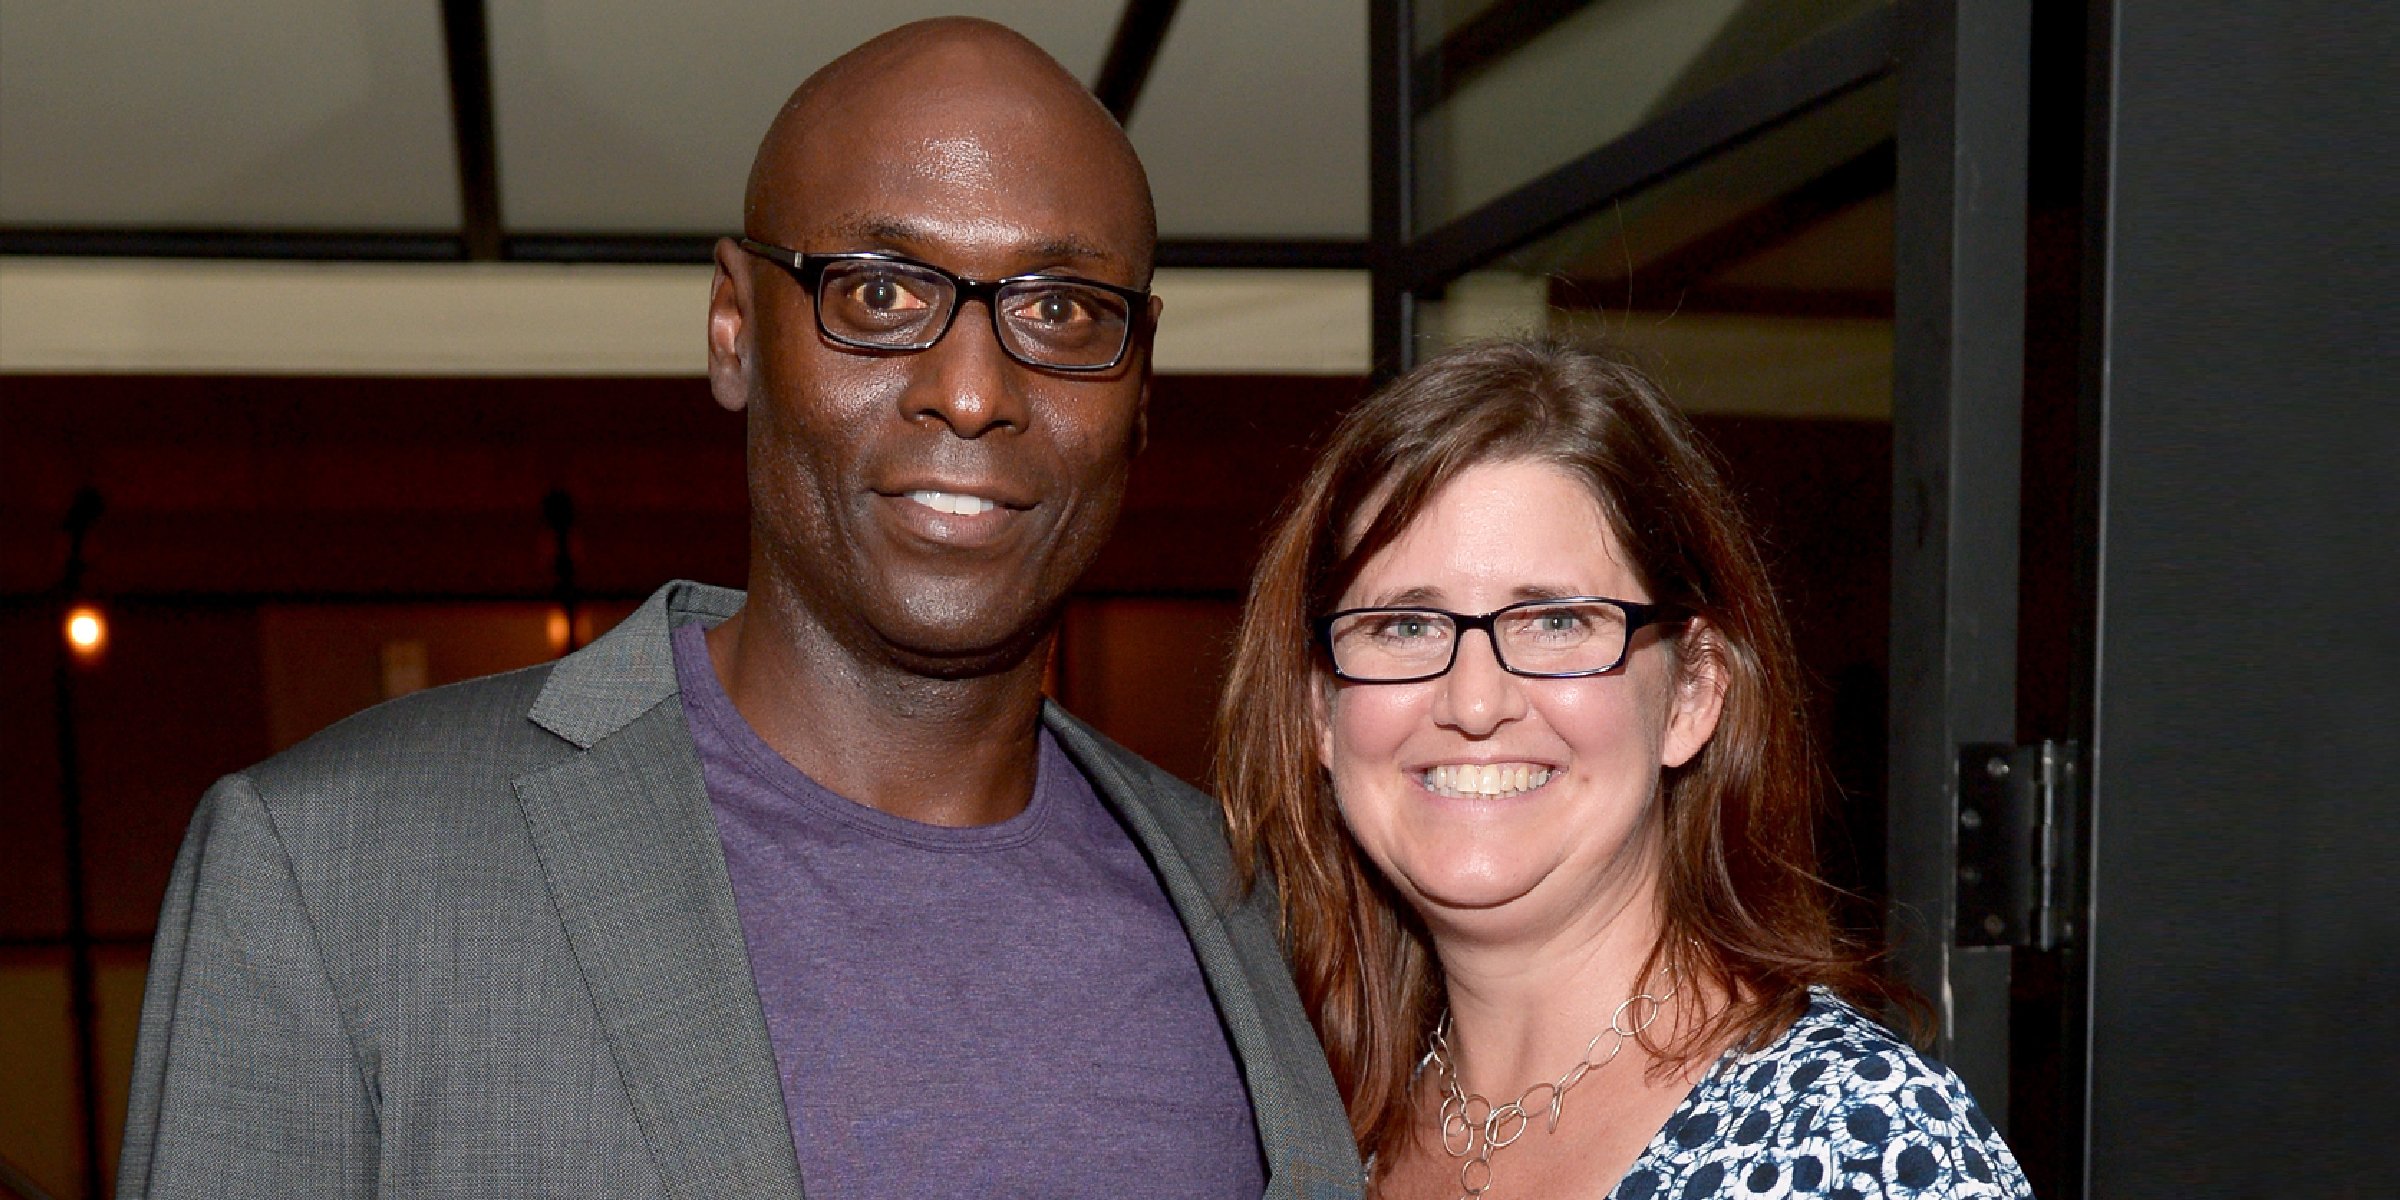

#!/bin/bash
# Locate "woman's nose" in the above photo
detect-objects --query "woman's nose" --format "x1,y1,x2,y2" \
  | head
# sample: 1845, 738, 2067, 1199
1431, 630, 1528, 735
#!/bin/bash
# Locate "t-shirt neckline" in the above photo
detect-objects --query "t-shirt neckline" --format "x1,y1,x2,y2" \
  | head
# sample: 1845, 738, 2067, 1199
669, 616, 1060, 852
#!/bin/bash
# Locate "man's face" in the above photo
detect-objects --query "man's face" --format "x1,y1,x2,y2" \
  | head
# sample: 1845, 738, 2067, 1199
712, 74, 1159, 675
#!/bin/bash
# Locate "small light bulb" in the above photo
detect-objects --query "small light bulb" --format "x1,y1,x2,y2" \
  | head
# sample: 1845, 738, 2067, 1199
547, 608, 571, 654
65, 605, 107, 656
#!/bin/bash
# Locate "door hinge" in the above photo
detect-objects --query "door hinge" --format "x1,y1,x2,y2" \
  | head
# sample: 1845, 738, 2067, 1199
1955, 740, 2082, 951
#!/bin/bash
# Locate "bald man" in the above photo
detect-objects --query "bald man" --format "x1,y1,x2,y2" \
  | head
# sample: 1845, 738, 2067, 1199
117, 20, 1359, 1200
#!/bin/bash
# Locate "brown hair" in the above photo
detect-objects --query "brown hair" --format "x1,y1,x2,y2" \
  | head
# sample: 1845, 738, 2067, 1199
1213, 339, 1911, 1162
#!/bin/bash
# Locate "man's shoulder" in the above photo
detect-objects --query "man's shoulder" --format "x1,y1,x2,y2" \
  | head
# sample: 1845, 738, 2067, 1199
244, 580, 721, 809
256, 657, 556, 768
249, 660, 565, 796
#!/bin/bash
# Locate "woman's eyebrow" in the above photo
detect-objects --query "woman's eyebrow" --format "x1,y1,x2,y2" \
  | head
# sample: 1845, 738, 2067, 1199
1361, 585, 1444, 608
1509, 583, 1584, 602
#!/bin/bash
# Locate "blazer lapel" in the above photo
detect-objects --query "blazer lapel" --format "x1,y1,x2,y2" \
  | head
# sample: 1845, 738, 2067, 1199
513, 583, 805, 1200
1046, 705, 1363, 1199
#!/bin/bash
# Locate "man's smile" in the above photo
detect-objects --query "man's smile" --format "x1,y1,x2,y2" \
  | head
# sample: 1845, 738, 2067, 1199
873, 481, 1040, 549
905, 489, 1000, 516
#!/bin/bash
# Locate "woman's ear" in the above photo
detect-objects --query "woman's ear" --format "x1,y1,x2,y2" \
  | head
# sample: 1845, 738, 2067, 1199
1315, 681, 1334, 763
1661, 620, 1728, 769
1311, 675, 1337, 771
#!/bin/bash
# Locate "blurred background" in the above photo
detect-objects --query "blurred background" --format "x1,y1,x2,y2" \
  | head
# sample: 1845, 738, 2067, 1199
1, 2, 2389, 1197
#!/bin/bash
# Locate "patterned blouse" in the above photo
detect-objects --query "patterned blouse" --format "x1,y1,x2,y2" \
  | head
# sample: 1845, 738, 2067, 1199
1609, 989, 2031, 1198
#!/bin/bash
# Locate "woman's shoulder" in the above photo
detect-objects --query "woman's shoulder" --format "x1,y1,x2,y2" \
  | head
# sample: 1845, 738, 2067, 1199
1738, 988, 1986, 1113
1612, 989, 2031, 1200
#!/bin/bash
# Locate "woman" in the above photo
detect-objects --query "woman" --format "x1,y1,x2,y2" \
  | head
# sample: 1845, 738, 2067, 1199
1217, 340, 2029, 1198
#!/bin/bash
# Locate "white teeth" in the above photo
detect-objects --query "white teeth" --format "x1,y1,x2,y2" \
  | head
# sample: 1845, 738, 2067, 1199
906, 490, 998, 516
1420, 764, 1554, 798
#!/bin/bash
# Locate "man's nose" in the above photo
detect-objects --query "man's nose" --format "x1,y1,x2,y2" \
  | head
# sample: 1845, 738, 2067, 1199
1430, 630, 1528, 736
908, 298, 1029, 438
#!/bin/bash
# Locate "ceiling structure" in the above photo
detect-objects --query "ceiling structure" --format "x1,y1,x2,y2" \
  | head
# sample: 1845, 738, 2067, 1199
1, 0, 1893, 405
0, 0, 1370, 262
3, 0, 1881, 270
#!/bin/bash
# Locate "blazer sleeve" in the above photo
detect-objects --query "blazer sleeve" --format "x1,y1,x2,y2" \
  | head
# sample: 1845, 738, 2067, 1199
117, 774, 376, 1199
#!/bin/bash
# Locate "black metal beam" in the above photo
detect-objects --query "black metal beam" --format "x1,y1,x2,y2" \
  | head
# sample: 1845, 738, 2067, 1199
0, 228, 465, 260
2078, 2, 2395, 1193
1400, 3, 1895, 295
1599, 140, 1893, 307
507, 233, 720, 264
1155, 238, 1367, 270
0, 227, 1366, 272
1532, 139, 1896, 315
439, 0, 504, 261
1886, 0, 2030, 1130
1092, 0, 1183, 124
55, 487, 104, 1200
1368, 0, 1417, 379
1552, 282, 1893, 320
514, 234, 1368, 270
1410, 0, 1594, 115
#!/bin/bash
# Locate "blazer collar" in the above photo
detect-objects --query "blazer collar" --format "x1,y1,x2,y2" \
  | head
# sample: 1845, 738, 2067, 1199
516, 580, 803, 1200
1045, 704, 1363, 1198
529, 579, 743, 749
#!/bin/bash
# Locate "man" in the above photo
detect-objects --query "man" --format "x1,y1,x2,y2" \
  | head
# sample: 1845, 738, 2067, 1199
117, 19, 1359, 1199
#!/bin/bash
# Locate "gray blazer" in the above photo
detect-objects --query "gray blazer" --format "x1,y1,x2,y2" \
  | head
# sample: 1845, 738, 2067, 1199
117, 581, 1361, 1199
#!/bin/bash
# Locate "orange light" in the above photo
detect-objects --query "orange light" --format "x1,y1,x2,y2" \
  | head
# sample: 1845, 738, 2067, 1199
65, 605, 107, 657
547, 608, 571, 654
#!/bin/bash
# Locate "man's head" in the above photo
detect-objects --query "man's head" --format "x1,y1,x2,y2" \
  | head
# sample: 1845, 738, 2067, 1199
708, 18, 1161, 679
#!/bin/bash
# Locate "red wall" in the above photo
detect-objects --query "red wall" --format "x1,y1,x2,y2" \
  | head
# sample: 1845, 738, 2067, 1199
0, 371, 1889, 1197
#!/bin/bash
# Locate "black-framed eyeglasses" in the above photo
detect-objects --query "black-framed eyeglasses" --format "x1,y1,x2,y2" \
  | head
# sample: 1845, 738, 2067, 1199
735, 237, 1148, 372
1313, 596, 1688, 684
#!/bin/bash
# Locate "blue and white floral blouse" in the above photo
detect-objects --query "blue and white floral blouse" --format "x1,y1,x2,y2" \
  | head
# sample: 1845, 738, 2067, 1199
1608, 989, 2031, 1198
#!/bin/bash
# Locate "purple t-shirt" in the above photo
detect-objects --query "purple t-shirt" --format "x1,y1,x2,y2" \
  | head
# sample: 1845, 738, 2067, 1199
672, 620, 1266, 1197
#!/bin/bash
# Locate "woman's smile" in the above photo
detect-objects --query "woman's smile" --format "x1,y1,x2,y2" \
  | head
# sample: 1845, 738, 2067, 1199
1416, 762, 1557, 799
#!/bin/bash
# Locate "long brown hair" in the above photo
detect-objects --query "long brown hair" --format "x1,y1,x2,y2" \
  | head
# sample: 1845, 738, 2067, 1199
1214, 339, 1909, 1163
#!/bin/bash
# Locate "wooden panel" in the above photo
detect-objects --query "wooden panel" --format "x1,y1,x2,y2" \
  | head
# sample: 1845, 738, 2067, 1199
0, 951, 77, 1198
1058, 598, 1244, 786
0, 611, 68, 939
0, 373, 1363, 598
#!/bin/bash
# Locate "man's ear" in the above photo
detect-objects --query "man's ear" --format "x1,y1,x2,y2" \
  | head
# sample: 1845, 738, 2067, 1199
707, 238, 755, 414
1661, 620, 1728, 769
1131, 293, 1164, 455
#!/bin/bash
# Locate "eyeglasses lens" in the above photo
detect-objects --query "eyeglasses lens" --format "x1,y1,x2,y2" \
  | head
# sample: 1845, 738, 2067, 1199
815, 260, 1131, 368
816, 260, 951, 345
1496, 601, 1626, 672
996, 282, 1132, 368
1328, 601, 1631, 680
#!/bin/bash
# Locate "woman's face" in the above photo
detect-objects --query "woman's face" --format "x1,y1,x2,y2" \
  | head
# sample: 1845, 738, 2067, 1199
1315, 459, 1723, 945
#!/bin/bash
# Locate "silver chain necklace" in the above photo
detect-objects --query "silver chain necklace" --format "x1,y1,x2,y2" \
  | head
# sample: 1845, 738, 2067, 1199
1420, 979, 1677, 1200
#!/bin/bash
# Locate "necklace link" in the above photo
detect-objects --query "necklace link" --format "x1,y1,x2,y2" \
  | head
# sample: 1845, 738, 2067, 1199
1420, 977, 1677, 1200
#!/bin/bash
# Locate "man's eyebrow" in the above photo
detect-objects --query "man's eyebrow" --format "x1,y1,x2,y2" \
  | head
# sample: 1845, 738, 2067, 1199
819, 215, 929, 247
1028, 236, 1121, 268
818, 215, 1122, 270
